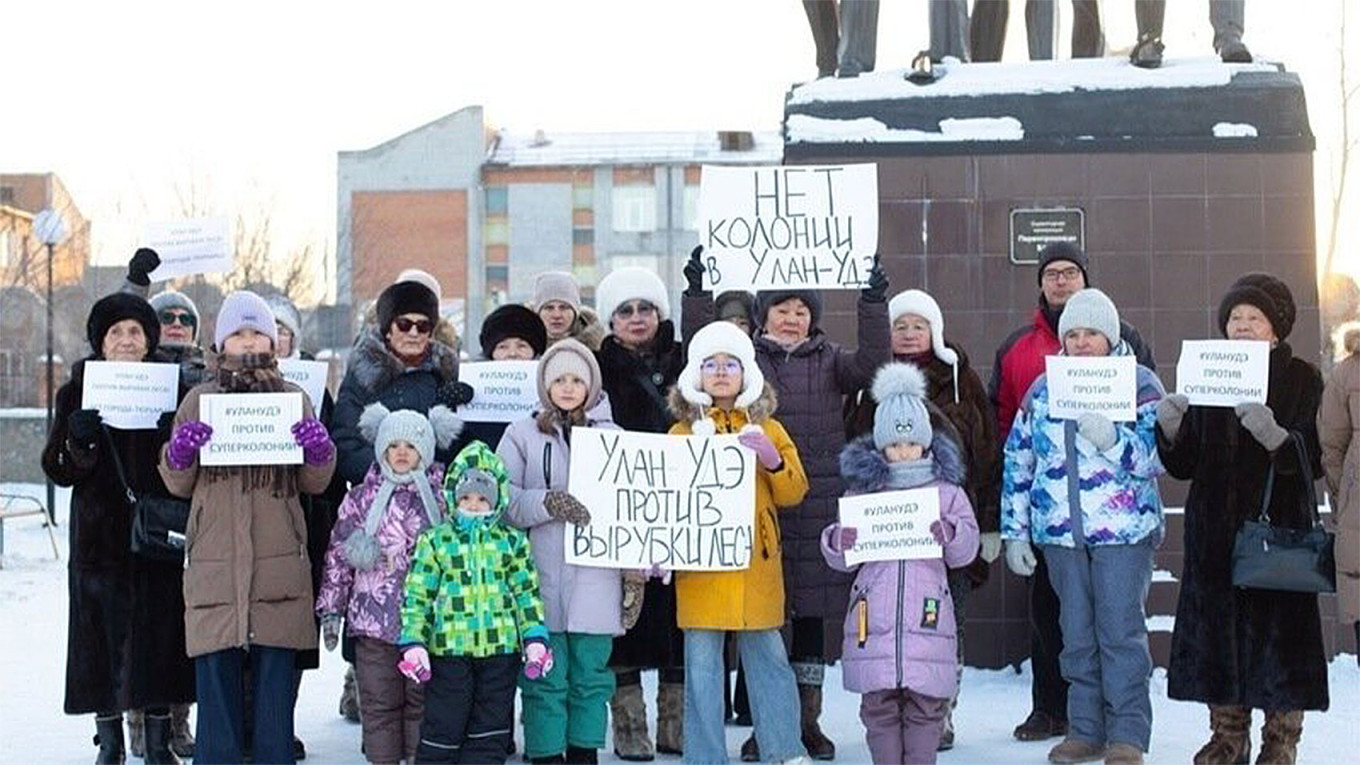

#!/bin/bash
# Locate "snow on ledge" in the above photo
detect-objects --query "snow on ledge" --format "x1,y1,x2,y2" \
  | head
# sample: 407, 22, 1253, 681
788, 114, 1023, 144
1213, 122, 1259, 138
789, 56, 1280, 105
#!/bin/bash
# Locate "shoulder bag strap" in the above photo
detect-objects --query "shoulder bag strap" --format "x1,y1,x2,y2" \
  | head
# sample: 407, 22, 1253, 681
101, 424, 138, 506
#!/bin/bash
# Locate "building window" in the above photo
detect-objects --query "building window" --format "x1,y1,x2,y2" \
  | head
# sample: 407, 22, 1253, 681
683, 185, 700, 231
486, 187, 508, 215
485, 220, 509, 246
611, 186, 656, 232
573, 184, 593, 209
486, 264, 509, 282
0, 187, 14, 206
573, 228, 594, 246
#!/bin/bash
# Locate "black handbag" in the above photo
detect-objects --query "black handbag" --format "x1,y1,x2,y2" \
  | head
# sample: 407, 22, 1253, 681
1230, 432, 1337, 593
107, 427, 191, 564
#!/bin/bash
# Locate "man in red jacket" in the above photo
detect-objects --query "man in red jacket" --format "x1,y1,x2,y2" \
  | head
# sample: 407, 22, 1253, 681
988, 242, 1155, 742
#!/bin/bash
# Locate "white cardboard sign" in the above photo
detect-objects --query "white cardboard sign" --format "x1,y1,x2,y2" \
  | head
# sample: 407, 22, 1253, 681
458, 360, 540, 423
80, 361, 180, 430
698, 163, 879, 292
1175, 340, 1269, 407
278, 359, 329, 411
142, 217, 233, 281
200, 392, 303, 466
564, 427, 756, 571
838, 488, 943, 565
1045, 355, 1137, 422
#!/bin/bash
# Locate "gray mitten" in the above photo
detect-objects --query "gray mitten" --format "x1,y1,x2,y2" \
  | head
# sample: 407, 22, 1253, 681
1234, 402, 1289, 451
544, 490, 591, 525
1077, 412, 1118, 452
1156, 394, 1190, 442
344, 530, 380, 571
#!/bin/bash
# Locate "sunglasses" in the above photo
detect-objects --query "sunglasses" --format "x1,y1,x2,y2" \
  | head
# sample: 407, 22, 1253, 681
615, 301, 656, 319
394, 316, 434, 335
159, 311, 196, 328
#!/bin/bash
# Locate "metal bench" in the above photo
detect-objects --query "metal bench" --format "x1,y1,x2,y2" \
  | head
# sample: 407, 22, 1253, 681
0, 494, 60, 568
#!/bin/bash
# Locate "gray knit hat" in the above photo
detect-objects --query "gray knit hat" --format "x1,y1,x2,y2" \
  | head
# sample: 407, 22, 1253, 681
149, 290, 201, 342
1057, 288, 1120, 346
871, 363, 934, 450
534, 271, 582, 312
264, 293, 302, 340
454, 468, 499, 508
214, 290, 278, 350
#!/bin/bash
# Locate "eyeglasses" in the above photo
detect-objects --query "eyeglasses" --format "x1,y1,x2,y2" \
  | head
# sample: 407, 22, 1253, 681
394, 317, 434, 335
614, 301, 656, 319
700, 359, 742, 376
159, 311, 196, 328
1041, 266, 1083, 284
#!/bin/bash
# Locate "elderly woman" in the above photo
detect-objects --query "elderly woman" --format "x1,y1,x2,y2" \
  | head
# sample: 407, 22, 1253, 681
42, 292, 195, 765
462, 303, 549, 452
1157, 273, 1329, 765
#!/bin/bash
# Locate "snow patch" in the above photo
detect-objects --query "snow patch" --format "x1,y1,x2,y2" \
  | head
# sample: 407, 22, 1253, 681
1213, 122, 1259, 138
787, 114, 1023, 144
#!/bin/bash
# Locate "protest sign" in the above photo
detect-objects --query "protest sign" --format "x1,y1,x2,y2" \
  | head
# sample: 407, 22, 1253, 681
838, 487, 943, 565
142, 217, 233, 281
458, 360, 540, 423
278, 359, 330, 411
1046, 355, 1137, 422
200, 392, 303, 466
697, 163, 879, 292
564, 427, 756, 571
1176, 340, 1269, 407
80, 361, 179, 430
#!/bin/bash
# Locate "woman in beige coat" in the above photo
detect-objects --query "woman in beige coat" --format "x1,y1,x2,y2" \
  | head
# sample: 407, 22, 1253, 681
1319, 323, 1360, 650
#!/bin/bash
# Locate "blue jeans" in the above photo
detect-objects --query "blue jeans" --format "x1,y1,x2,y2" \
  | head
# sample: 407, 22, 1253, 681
1043, 541, 1155, 752
194, 645, 296, 765
684, 629, 804, 764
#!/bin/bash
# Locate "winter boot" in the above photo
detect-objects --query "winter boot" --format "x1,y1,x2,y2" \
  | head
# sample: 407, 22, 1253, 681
1193, 705, 1252, 765
143, 713, 182, 765
565, 746, 599, 764
339, 664, 361, 723
610, 683, 655, 762
1217, 36, 1253, 64
1130, 34, 1164, 69
798, 684, 835, 761
1046, 737, 1105, 764
94, 715, 126, 765
740, 734, 760, 762
1014, 710, 1069, 741
938, 708, 955, 751
126, 709, 145, 759
168, 704, 194, 758
1103, 743, 1144, 765
655, 682, 684, 755
531, 756, 567, 765
1256, 710, 1303, 765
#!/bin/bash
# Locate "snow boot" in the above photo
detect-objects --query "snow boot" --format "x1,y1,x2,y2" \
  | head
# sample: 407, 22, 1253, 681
610, 683, 655, 762
126, 709, 145, 758
798, 684, 835, 761
169, 704, 194, 758
1015, 710, 1068, 741
340, 664, 361, 723
1103, 743, 1143, 765
1256, 710, 1302, 765
655, 682, 684, 755
1046, 737, 1105, 764
1130, 34, 1164, 69
565, 746, 599, 764
1194, 705, 1252, 765
1217, 36, 1253, 63
94, 715, 126, 765
143, 713, 182, 765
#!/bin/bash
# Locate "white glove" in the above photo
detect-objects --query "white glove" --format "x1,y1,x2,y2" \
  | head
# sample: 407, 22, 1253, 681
979, 532, 1003, 564
1005, 540, 1037, 577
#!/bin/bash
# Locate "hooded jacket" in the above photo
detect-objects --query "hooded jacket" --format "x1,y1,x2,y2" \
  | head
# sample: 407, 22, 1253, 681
823, 431, 979, 699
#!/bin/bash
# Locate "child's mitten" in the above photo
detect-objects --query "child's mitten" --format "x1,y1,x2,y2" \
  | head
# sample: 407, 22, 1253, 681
523, 639, 555, 679
399, 646, 431, 684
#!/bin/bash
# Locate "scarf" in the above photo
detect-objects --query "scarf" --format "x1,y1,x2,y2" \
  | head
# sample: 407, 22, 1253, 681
887, 457, 936, 490
205, 352, 296, 497
347, 462, 442, 571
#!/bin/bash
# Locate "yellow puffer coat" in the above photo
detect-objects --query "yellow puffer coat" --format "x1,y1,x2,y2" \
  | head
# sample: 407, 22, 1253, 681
668, 383, 808, 631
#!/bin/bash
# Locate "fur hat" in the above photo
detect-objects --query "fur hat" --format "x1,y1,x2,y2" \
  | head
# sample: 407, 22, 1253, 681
677, 321, 766, 436
149, 290, 200, 343
1218, 272, 1296, 340
264, 293, 302, 340
87, 292, 160, 358
872, 363, 934, 450
397, 268, 443, 302
480, 304, 548, 359
537, 338, 602, 410
888, 290, 959, 368
358, 402, 462, 471
597, 266, 671, 323
1058, 288, 1120, 346
214, 290, 279, 350
1036, 242, 1090, 286
376, 280, 440, 333
757, 289, 822, 330
534, 271, 582, 312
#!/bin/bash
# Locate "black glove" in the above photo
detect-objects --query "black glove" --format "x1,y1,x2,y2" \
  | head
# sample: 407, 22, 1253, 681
861, 254, 888, 302
67, 409, 103, 450
127, 248, 161, 287
437, 381, 475, 409
683, 245, 706, 296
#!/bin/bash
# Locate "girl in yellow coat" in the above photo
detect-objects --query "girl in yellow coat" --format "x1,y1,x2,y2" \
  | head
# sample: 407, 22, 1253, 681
668, 321, 810, 765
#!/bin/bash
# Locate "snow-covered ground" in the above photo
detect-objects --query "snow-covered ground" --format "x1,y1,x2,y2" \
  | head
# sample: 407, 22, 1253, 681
3, 482, 1355, 764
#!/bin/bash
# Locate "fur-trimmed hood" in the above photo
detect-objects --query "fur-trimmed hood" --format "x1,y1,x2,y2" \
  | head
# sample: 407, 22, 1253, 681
839, 426, 967, 495
572, 306, 607, 352
349, 326, 458, 395
667, 381, 778, 435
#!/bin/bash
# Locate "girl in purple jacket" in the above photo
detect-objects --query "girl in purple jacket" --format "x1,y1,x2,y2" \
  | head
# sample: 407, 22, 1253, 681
316, 403, 458, 764
821, 364, 979, 765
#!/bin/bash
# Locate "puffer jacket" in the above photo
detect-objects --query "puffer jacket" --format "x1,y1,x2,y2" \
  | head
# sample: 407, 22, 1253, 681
823, 432, 979, 698
316, 462, 446, 643
1001, 345, 1166, 548
400, 442, 546, 657
669, 383, 810, 631
1319, 333, 1360, 624
498, 392, 624, 636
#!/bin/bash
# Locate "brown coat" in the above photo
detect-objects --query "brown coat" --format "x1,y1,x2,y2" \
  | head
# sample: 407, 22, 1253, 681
1319, 340, 1360, 624
160, 382, 336, 658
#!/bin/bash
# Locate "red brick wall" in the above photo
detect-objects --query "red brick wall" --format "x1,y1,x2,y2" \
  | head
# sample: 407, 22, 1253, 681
350, 189, 467, 304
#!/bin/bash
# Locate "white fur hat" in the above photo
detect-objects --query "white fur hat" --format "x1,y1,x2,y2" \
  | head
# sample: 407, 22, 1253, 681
677, 321, 764, 436
888, 290, 959, 368
596, 266, 671, 324
397, 268, 443, 303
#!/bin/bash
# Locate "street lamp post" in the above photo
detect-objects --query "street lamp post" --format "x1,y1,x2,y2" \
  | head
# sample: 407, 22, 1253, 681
33, 209, 66, 526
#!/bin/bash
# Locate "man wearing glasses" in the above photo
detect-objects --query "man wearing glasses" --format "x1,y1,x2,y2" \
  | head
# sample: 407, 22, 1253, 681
987, 242, 1154, 744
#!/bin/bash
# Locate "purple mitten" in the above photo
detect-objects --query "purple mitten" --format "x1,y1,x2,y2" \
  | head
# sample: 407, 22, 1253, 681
830, 524, 858, 553
524, 640, 554, 679
292, 419, 334, 465
167, 421, 213, 470
930, 520, 955, 545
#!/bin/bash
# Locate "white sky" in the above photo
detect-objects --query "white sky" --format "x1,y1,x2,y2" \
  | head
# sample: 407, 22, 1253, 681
2, 0, 1357, 300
